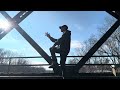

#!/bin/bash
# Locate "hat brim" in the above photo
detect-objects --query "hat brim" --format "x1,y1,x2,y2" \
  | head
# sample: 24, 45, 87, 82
59, 26, 62, 29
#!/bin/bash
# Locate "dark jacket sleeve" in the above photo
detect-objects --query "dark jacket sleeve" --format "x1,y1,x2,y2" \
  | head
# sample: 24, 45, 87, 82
53, 31, 70, 46
49, 36, 57, 42
53, 35, 65, 46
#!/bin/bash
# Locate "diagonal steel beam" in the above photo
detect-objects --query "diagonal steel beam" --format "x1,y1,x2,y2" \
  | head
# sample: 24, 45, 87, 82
13, 11, 33, 24
0, 11, 32, 39
75, 20, 120, 72
106, 11, 120, 20
0, 11, 52, 64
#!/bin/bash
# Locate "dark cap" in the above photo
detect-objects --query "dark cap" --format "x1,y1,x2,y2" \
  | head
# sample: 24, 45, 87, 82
59, 25, 68, 30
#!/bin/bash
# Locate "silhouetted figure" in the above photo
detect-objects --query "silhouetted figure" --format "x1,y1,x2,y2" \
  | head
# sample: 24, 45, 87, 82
45, 25, 71, 77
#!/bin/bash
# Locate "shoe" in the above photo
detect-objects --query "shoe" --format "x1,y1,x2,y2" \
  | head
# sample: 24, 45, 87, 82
49, 64, 55, 68
49, 64, 58, 68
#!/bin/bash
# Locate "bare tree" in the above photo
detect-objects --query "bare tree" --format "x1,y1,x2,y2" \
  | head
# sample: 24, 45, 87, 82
97, 17, 119, 64
0, 48, 46, 74
69, 16, 119, 73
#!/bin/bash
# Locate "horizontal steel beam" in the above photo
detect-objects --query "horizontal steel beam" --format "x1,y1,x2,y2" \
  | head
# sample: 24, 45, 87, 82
0, 55, 119, 59
0, 64, 119, 66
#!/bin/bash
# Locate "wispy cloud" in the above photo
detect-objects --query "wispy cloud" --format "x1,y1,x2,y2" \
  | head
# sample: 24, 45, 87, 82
5, 48, 18, 52
30, 60, 52, 71
73, 24, 83, 31
0, 35, 19, 44
71, 40, 83, 49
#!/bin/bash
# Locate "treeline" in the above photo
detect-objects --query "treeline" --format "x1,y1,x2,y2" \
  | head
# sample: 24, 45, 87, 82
69, 16, 120, 73
0, 48, 52, 74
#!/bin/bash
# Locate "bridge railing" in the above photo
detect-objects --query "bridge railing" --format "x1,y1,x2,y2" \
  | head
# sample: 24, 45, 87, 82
0, 55, 120, 75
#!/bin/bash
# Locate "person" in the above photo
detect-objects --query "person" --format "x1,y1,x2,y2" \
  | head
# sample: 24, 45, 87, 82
45, 25, 71, 76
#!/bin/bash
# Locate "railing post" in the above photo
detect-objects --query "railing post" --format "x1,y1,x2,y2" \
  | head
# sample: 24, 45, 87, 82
7, 58, 12, 75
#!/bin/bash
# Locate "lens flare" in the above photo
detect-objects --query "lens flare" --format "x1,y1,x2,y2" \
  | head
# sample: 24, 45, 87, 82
0, 19, 11, 31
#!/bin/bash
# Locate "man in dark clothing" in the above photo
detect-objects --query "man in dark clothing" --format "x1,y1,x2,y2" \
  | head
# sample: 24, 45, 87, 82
45, 25, 71, 76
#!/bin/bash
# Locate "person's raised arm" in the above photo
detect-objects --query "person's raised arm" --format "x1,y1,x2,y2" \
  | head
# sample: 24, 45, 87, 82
45, 32, 57, 42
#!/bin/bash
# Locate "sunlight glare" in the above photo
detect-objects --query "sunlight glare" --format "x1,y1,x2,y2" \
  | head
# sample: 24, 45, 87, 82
0, 19, 11, 31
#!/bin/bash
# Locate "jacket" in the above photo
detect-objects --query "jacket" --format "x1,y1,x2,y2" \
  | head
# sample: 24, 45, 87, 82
49, 30, 71, 54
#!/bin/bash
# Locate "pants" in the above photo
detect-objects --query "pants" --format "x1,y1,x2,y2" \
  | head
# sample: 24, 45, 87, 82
49, 47, 68, 75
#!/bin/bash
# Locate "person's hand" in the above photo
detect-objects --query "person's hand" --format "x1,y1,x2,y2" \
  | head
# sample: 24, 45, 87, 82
45, 32, 51, 38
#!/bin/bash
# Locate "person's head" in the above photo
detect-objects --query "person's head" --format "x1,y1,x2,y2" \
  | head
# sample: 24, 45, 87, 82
59, 25, 68, 32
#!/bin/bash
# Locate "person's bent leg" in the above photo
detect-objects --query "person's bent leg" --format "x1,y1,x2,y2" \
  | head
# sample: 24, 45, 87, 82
50, 47, 57, 64
49, 47, 60, 68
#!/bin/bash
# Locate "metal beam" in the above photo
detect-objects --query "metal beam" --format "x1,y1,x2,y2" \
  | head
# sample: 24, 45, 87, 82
0, 11, 32, 39
115, 11, 120, 16
13, 11, 33, 24
0, 11, 52, 64
106, 11, 120, 20
75, 20, 120, 72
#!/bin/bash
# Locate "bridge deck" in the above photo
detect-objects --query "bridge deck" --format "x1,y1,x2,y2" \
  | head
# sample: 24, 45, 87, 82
0, 73, 119, 79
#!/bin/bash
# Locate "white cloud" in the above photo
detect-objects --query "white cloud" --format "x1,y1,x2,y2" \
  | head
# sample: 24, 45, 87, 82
71, 40, 83, 49
74, 24, 83, 31
30, 60, 52, 71
0, 35, 19, 44
20, 47, 40, 56
6, 48, 18, 52
30, 60, 47, 64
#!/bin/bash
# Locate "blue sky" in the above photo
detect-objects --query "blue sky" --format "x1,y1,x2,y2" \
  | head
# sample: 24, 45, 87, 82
0, 11, 114, 70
